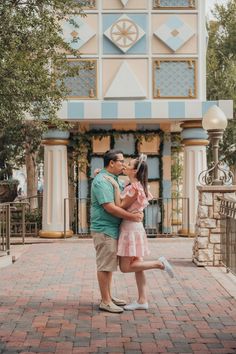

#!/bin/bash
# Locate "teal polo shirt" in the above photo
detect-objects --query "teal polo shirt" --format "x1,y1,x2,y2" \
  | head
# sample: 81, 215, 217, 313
90, 169, 123, 239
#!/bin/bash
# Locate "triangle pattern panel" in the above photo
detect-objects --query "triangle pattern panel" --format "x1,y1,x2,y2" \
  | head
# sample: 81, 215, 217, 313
63, 16, 96, 50
154, 15, 195, 52
105, 61, 146, 99
104, 14, 145, 53
120, 0, 129, 6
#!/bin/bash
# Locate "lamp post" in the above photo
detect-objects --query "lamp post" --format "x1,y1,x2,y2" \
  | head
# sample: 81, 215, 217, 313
199, 105, 233, 186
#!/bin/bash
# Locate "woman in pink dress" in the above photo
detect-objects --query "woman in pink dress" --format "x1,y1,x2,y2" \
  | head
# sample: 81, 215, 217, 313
106, 154, 174, 311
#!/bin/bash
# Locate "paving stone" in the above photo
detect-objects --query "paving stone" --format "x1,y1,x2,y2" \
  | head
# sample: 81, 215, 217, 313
0, 239, 235, 354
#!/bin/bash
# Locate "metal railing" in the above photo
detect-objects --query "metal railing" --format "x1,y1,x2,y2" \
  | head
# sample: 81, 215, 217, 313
220, 197, 236, 275
64, 197, 190, 238
0, 204, 11, 255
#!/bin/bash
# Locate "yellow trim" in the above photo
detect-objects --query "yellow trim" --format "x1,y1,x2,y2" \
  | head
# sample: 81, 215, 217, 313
181, 121, 203, 129
153, 58, 197, 99
182, 139, 209, 146
39, 230, 73, 238
42, 139, 69, 146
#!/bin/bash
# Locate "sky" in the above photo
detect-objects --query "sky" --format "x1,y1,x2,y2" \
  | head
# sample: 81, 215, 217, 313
206, 0, 227, 18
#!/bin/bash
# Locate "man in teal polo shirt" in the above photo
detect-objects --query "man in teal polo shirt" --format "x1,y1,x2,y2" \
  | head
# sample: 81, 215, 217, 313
91, 149, 143, 313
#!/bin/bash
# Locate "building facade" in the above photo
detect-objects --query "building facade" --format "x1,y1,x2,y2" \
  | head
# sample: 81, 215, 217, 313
39, 0, 233, 238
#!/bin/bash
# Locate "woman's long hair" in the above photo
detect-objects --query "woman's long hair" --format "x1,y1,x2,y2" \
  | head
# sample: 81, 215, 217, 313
134, 158, 148, 197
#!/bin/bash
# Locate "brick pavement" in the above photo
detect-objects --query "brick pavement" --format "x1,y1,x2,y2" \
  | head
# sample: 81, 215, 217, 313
0, 238, 236, 354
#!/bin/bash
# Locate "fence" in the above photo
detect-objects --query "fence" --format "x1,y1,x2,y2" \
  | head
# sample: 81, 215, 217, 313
65, 197, 190, 238
0, 204, 11, 255
220, 197, 236, 275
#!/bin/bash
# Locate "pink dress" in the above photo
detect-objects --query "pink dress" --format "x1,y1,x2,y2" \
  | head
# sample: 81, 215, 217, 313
117, 182, 152, 257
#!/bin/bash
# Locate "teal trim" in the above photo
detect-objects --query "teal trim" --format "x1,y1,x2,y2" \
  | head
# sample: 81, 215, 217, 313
181, 128, 208, 140
43, 130, 70, 140
79, 180, 88, 199
163, 139, 171, 156
135, 102, 152, 119
162, 180, 172, 199
68, 102, 84, 119
169, 102, 185, 118
147, 157, 160, 179
102, 102, 118, 119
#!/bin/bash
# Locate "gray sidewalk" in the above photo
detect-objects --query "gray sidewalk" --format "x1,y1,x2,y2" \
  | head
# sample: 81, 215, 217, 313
0, 237, 236, 353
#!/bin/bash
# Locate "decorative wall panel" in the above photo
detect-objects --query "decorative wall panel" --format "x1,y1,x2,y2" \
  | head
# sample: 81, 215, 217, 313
104, 14, 145, 53
153, 0, 195, 8
154, 16, 195, 52
103, 14, 147, 54
63, 16, 96, 51
153, 59, 197, 99
64, 60, 97, 99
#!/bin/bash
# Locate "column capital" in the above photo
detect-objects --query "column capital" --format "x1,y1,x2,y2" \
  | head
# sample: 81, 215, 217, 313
42, 129, 70, 145
181, 120, 208, 146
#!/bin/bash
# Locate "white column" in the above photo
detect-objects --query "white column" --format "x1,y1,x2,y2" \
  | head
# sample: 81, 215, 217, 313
39, 131, 73, 238
181, 121, 208, 235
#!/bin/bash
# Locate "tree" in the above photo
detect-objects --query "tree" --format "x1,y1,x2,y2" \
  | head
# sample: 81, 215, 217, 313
207, 0, 236, 177
0, 0, 86, 197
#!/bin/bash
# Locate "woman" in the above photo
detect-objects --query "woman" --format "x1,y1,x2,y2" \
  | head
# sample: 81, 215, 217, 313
105, 154, 174, 311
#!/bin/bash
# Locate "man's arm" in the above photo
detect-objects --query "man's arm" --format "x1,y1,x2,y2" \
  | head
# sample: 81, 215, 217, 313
103, 202, 143, 222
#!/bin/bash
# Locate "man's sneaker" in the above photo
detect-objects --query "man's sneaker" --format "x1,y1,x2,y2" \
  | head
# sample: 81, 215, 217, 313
159, 256, 174, 278
99, 301, 124, 313
124, 301, 148, 311
112, 296, 126, 306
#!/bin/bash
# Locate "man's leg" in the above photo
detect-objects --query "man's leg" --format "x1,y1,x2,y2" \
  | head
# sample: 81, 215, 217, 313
97, 271, 112, 304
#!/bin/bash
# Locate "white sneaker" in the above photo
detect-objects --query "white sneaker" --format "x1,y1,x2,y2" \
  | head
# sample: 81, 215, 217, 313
124, 301, 148, 311
159, 256, 174, 278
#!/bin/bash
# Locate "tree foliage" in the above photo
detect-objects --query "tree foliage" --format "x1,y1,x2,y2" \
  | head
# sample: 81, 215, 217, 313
207, 0, 236, 167
0, 0, 85, 180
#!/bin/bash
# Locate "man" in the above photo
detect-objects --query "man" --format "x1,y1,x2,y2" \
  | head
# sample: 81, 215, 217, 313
91, 149, 143, 313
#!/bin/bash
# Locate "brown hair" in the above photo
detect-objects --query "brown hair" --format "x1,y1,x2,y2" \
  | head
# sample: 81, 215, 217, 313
134, 157, 148, 197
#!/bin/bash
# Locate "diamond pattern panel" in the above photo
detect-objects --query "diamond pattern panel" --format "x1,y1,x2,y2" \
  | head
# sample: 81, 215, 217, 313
154, 16, 195, 52
64, 60, 97, 98
154, 60, 196, 98
104, 14, 145, 53
153, 0, 195, 8
63, 16, 96, 50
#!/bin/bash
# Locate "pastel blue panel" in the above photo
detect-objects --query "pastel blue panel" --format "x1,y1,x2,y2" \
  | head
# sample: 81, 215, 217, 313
202, 101, 217, 115
135, 102, 152, 119
64, 61, 97, 97
103, 14, 147, 55
147, 157, 160, 179
68, 102, 84, 119
113, 135, 135, 154
169, 102, 185, 119
137, 124, 160, 130
181, 128, 208, 140
162, 180, 172, 199
154, 0, 192, 7
102, 102, 118, 119
78, 180, 88, 199
144, 204, 161, 229
163, 139, 171, 156
90, 157, 104, 177
155, 61, 195, 97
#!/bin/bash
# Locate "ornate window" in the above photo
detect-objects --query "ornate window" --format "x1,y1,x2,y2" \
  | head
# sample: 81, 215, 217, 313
65, 60, 97, 99
153, 0, 195, 9
75, 0, 96, 8
153, 59, 197, 99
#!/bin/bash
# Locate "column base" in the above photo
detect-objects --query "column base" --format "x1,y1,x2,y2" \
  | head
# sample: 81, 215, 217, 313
39, 230, 73, 238
178, 229, 196, 237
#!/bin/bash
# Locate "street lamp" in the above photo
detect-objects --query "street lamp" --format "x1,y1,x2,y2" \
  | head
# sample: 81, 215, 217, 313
199, 105, 233, 186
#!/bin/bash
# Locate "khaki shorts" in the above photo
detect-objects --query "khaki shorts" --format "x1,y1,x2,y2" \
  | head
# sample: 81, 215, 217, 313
92, 232, 118, 272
